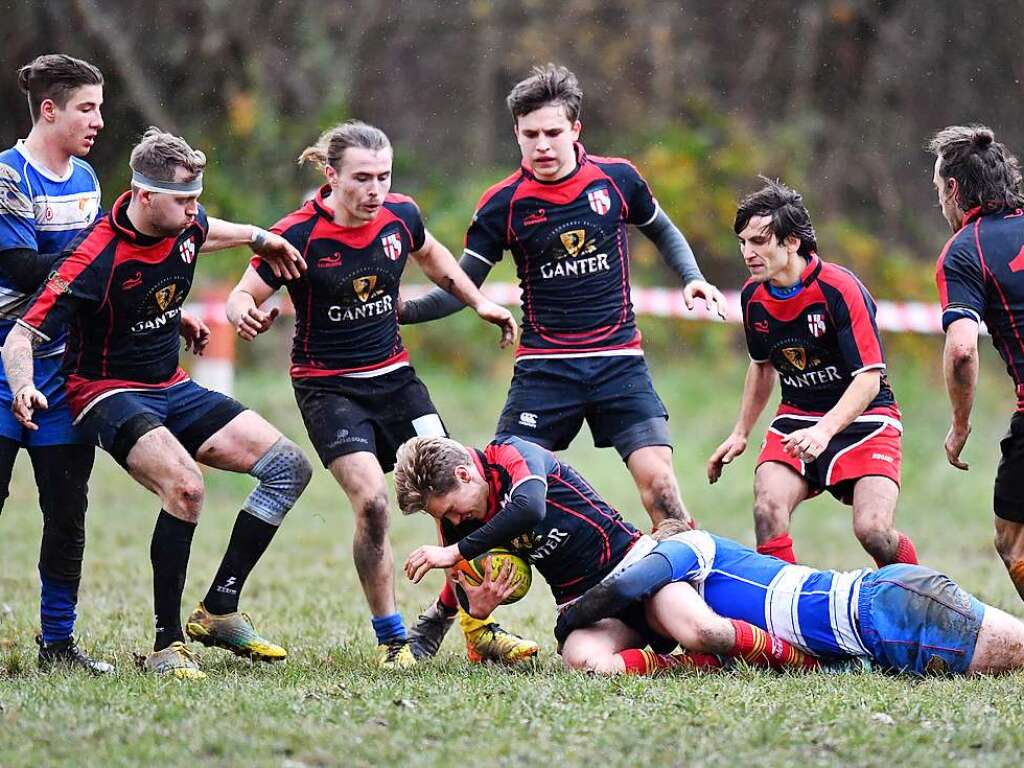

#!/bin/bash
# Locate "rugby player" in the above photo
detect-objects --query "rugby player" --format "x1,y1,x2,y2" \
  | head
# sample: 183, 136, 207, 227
552, 519, 1024, 677
400, 63, 727, 658
931, 125, 1024, 602
397, 435, 819, 674
3, 128, 313, 679
707, 179, 918, 567
225, 121, 530, 668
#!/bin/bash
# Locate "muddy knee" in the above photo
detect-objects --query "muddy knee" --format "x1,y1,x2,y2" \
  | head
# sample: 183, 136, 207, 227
753, 495, 790, 542
166, 470, 205, 522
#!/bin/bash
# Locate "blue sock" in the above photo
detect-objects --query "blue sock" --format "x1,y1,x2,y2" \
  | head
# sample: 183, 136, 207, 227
39, 570, 78, 645
371, 613, 407, 644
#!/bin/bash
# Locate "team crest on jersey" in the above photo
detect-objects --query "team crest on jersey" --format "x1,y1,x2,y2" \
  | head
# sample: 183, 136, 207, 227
559, 229, 588, 258
155, 284, 178, 311
353, 275, 378, 302
782, 347, 807, 371
179, 236, 196, 264
587, 187, 611, 215
380, 232, 402, 261
807, 313, 826, 338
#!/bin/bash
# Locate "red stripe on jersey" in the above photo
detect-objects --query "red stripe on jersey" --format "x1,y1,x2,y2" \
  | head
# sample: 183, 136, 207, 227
973, 218, 1024, 386
934, 221, 974, 308
548, 473, 637, 538
289, 348, 410, 379
469, 449, 502, 521
510, 162, 613, 208
515, 335, 642, 358
818, 263, 884, 368
547, 497, 612, 566
473, 169, 523, 214
21, 219, 117, 334
485, 442, 540, 488
776, 402, 902, 421
65, 367, 189, 418
270, 200, 317, 236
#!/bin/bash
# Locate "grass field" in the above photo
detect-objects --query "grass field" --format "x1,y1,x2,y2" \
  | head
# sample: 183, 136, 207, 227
3, 327, 1024, 768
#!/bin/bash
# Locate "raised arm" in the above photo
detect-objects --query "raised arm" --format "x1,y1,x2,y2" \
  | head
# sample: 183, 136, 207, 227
202, 218, 306, 280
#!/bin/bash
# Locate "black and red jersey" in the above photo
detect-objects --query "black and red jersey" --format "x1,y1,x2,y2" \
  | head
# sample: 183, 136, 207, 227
19, 191, 206, 417
466, 143, 658, 360
741, 253, 897, 417
936, 206, 1024, 410
256, 186, 425, 378
441, 435, 640, 605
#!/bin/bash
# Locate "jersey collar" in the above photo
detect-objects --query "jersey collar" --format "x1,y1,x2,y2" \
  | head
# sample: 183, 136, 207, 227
470, 447, 501, 520
109, 190, 168, 246
798, 252, 823, 287
15, 139, 74, 182
519, 142, 587, 185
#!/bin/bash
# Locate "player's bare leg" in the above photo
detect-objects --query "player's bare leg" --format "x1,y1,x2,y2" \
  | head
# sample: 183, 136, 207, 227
851, 476, 917, 566
185, 410, 309, 662
329, 451, 414, 667
626, 445, 690, 526
560, 617, 643, 674
752, 462, 809, 562
968, 605, 1024, 674
993, 518, 1024, 603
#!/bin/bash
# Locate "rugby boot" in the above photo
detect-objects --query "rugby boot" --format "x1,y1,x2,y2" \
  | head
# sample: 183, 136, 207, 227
36, 635, 114, 675
460, 610, 539, 664
143, 641, 205, 680
185, 602, 287, 662
375, 638, 417, 669
408, 600, 457, 660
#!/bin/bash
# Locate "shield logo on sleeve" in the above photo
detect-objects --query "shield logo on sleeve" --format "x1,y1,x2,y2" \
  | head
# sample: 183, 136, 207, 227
587, 187, 611, 215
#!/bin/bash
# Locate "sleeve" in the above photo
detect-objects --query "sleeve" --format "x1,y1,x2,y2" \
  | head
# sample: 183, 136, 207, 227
254, 214, 301, 290
456, 437, 552, 560
936, 240, 986, 330
394, 199, 426, 252
827, 274, 886, 375
193, 205, 210, 248
0, 161, 38, 252
18, 241, 108, 341
463, 194, 508, 269
638, 208, 704, 285
604, 161, 659, 227
0, 247, 63, 293
740, 283, 769, 363
399, 250, 493, 324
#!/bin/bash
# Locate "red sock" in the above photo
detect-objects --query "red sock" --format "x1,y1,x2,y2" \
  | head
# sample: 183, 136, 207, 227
873, 532, 919, 568
438, 580, 457, 611
728, 619, 818, 670
757, 533, 797, 564
616, 648, 723, 675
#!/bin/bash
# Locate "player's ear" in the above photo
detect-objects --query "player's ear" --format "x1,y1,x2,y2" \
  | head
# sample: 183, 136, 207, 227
571, 120, 582, 140
783, 234, 801, 255
454, 465, 471, 484
39, 98, 57, 123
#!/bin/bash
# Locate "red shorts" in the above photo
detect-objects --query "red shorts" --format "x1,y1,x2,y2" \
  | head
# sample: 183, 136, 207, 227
756, 412, 902, 504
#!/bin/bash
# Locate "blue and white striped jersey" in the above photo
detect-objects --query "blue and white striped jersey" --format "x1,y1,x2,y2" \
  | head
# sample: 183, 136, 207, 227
0, 139, 101, 356
662, 530, 870, 657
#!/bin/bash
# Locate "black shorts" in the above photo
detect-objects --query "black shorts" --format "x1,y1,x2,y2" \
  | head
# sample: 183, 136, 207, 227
995, 411, 1024, 523
495, 355, 671, 460
293, 365, 446, 472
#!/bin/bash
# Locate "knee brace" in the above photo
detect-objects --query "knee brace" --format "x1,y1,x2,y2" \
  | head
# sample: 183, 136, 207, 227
242, 438, 312, 526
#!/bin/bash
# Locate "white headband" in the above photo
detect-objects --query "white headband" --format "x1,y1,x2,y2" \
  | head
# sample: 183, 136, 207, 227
131, 170, 203, 196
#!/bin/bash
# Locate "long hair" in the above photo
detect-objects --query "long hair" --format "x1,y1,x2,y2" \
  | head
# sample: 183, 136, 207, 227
928, 125, 1024, 212
297, 120, 390, 172
734, 176, 818, 257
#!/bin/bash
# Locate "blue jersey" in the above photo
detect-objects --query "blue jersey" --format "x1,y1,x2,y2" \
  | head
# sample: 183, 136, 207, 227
0, 140, 101, 357
659, 530, 869, 657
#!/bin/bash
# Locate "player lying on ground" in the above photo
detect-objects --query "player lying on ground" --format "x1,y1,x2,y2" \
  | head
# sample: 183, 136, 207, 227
226, 120, 532, 668
400, 63, 726, 659
707, 178, 917, 567
554, 519, 1024, 677
3, 128, 313, 680
396, 435, 818, 673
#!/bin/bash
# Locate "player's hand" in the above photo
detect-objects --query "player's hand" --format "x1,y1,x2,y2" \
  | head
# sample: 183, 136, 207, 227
781, 425, 832, 462
475, 299, 518, 348
707, 432, 748, 484
179, 312, 211, 356
945, 422, 971, 470
454, 557, 519, 619
12, 384, 47, 430
683, 279, 728, 321
234, 305, 280, 342
253, 232, 306, 280
405, 543, 461, 583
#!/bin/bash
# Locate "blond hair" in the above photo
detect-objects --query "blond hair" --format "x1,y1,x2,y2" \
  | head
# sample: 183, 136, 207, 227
297, 120, 390, 172
129, 127, 206, 184
394, 436, 471, 515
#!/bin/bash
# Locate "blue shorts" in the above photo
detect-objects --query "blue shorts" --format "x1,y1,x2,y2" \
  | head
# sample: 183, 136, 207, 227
495, 355, 671, 460
857, 564, 985, 675
0, 353, 82, 447
78, 379, 246, 466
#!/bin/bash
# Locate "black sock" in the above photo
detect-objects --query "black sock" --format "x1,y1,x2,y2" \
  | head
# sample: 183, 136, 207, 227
150, 509, 196, 652
203, 511, 279, 615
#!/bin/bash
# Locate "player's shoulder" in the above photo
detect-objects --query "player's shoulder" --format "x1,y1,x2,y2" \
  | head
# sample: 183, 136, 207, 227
487, 435, 551, 466
0, 146, 30, 191
69, 156, 101, 190
936, 221, 981, 270
474, 169, 525, 213
817, 259, 870, 295
271, 198, 320, 238
587, 153, 644, 180
740, 278, 763, 303
383, 192, 422, 220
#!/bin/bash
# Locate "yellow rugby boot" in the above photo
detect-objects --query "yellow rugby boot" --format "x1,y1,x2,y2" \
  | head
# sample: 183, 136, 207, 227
185, 603, 287, 662
144, 642, 206, 680
375, 638, 417, 669
460, 609, 539, 664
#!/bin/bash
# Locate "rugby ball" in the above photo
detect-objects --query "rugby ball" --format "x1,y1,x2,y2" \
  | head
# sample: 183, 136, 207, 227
453, 547, 532, 606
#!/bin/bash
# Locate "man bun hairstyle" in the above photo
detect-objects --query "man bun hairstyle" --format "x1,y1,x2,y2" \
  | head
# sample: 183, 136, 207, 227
298, 120, 390, 172
393, 437, 471, 516
17, 54, 103, 123
734, 176, 818, 257
928, 124, 1024, 213
506, 63, 583, 124
129, 127, 206, 183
